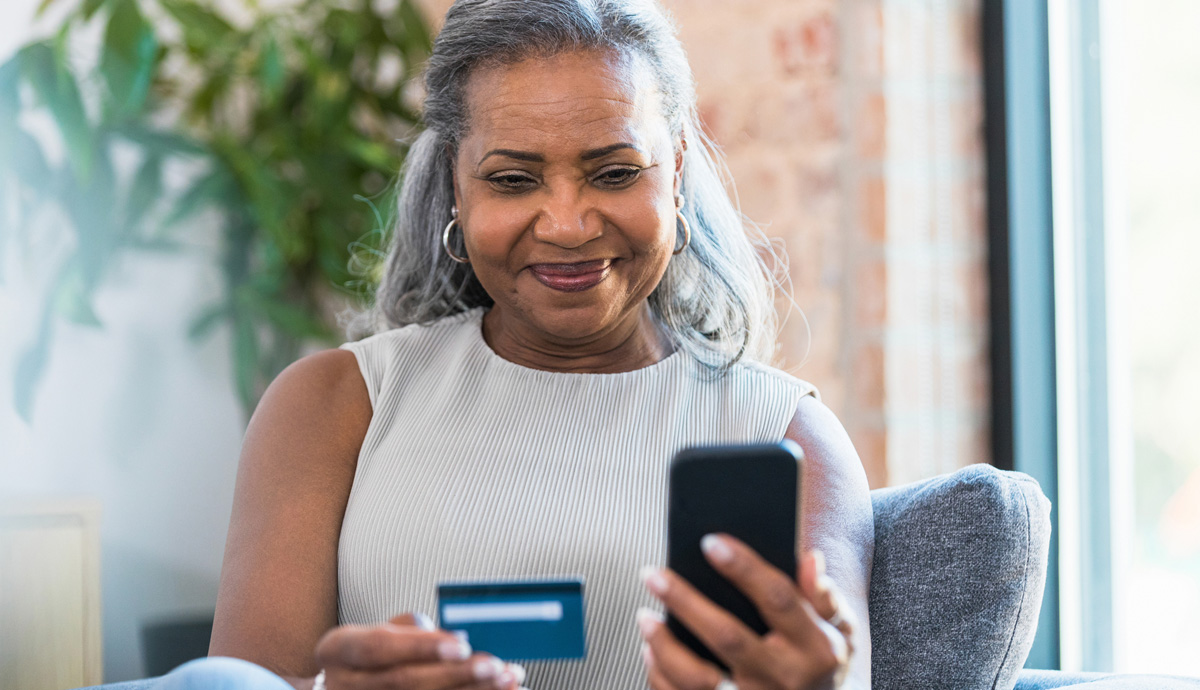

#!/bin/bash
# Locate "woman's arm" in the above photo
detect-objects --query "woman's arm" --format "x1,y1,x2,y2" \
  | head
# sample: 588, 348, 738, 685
209, 348, 372, 678
786, 395, 875, 689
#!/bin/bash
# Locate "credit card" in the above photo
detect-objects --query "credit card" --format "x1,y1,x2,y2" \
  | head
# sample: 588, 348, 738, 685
436, 578, 586, 661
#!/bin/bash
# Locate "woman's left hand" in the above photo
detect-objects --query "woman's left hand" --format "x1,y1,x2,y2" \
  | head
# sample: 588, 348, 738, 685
638, 534, 855, 690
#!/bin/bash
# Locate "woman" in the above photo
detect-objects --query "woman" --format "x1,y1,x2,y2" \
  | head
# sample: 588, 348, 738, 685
206, 1, 873, 689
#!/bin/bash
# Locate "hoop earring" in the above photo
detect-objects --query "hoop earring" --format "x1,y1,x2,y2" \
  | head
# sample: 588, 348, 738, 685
673, 196, 691, 255
443, 207, 469, 264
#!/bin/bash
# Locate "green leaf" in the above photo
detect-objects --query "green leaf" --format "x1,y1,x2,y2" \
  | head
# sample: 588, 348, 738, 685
111, 123, 208, 158
126, 236, 187, 253
340, 133, 396, 171
35, 0, 59, 17
58, 145, 119, 289
187, 301, 229, 341
81, 0, 112, 20
162, 168, 234, 229
159, 0, 235, 52
258, 35, 286, 104
123, 154, 162, 234
4, 128, 52, 182
53, 255, 104, 328
187, 70, 230, 124
99, 0, 159, 122
242, 287, 330, 340
19, 42, 94, 181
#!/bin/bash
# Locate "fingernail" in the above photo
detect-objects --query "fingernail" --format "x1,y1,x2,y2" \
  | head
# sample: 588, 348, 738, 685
636, 606, 663, 638
414, 612, 435, 631
639, 565, 668, 595
474, 657, 504, 680
509, 663, 527, 685
641, 642, 655, 668
438, 638, 471, 660
700, 534, 733, 564
812, 549, 826, 577
495, 669, 515, 689
816, 574, 834, 596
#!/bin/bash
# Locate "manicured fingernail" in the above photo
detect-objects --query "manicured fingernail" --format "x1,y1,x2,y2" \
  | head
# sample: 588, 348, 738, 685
474, 657, 504, 679
816, 574, 834, 596
509, 663, 527, 685
639, 565, 668, 595
636, 607, 663, 638
701, 534, 733, 564
813, 549, 826, 577
438, 638, 471, 660
641, 642, 655, 668
413, 612, 435, 631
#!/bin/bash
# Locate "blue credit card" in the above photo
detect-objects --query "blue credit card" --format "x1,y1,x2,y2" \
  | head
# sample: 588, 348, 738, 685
436, 578, 586, 661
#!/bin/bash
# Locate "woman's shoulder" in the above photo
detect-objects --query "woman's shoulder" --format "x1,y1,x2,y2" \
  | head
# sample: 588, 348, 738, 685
335, 310, 483, 407
724, 357, 821, 403
339, 308, 481, 353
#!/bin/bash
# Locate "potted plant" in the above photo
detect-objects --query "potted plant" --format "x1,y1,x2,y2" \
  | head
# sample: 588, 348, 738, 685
0, 0, 431, 421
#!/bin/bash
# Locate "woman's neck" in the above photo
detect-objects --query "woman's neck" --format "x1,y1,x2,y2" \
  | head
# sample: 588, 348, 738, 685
480, 304, 675, 374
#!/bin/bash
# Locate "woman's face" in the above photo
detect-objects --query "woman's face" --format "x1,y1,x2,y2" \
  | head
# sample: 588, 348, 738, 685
452, 48, 682, 347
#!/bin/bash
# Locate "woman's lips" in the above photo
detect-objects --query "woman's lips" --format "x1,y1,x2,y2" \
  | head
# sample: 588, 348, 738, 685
528, 259, 612, 292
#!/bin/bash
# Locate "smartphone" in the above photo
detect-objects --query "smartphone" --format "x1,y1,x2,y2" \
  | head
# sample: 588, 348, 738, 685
665, 441, 803, 670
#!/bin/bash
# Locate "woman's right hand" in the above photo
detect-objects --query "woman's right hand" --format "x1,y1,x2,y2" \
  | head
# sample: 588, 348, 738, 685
312, 614, 527, 690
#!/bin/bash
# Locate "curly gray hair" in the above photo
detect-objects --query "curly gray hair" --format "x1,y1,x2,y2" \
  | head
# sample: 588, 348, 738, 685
341, 0, 789, 369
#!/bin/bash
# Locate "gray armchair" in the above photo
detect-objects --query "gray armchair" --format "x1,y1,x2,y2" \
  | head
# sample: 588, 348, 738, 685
83, 464, 1199, 690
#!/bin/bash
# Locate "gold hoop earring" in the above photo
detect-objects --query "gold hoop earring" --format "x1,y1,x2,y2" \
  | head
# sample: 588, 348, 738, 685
443, 208, 469, 264
673, 196, 691, 255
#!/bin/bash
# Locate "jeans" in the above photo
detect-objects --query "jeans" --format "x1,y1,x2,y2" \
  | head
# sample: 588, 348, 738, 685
153, 657, 293, 690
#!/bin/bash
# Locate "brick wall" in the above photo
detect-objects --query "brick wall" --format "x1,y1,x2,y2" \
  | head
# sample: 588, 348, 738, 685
415, 0, 990, 487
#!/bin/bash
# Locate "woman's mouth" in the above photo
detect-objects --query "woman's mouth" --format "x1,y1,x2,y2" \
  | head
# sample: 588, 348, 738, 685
528, 259, 612, 292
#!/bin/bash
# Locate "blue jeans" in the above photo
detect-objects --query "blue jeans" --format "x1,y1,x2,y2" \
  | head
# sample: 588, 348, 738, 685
153, 657, 293, 690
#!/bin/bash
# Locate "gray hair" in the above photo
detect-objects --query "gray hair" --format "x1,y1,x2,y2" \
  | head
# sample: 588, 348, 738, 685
341, 0, 788, 370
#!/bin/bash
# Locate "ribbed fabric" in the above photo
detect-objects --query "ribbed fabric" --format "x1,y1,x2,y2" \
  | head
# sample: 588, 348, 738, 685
336, 308, 816, 690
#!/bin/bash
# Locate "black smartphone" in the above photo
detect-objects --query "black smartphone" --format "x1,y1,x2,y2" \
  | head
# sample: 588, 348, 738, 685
665, 441, 803, 670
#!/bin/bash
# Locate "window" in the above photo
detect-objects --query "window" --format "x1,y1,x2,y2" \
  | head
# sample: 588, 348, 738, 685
988, 0, 1200, 673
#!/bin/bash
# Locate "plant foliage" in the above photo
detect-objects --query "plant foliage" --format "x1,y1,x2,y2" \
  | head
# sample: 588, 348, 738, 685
1, 0, 430, 422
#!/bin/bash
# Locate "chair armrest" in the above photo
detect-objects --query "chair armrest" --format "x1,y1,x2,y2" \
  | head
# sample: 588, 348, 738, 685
868, 464, 1052, 690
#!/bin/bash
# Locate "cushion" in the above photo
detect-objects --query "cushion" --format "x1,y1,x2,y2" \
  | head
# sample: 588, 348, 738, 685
869, 464, 1052, 690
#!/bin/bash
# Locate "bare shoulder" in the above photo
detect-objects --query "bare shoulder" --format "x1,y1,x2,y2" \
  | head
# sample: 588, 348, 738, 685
256, 348, 372, 436
783, 395, 873, 571
784, 396, 862, 477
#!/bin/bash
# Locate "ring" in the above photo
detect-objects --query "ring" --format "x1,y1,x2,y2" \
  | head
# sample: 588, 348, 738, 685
714, 678, 738, 690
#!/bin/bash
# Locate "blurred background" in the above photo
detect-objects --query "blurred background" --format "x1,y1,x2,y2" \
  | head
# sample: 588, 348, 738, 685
0, 0, 1196, 685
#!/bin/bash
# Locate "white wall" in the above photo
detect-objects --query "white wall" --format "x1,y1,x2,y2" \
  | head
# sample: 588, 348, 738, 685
1, 3, 250, 681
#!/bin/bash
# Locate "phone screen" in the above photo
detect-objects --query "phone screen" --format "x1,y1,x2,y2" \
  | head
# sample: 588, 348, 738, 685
665, 441, 802, 670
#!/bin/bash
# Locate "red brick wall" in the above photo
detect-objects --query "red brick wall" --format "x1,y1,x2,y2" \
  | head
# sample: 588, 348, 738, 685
415, 0, 990, 487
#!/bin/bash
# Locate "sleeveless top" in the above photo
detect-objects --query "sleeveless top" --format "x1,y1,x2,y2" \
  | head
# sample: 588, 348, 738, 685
336, 308, 816, 690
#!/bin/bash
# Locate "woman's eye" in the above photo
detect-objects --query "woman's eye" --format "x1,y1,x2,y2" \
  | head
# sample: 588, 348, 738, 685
595, 167, 641, 187
488, 173, 538, 190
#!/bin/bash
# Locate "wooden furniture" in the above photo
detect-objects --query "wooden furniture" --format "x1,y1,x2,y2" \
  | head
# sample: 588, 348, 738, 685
0, 500, 103, 690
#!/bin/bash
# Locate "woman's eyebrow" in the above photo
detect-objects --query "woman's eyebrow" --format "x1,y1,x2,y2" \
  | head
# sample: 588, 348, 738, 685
479, 142, 644, 165
579, 142, 643, 160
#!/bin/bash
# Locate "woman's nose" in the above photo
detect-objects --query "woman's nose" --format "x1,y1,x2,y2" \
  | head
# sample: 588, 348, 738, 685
532, 190, 603, 249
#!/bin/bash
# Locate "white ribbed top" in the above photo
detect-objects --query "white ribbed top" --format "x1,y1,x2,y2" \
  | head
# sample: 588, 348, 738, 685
336, 308, 816, 689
